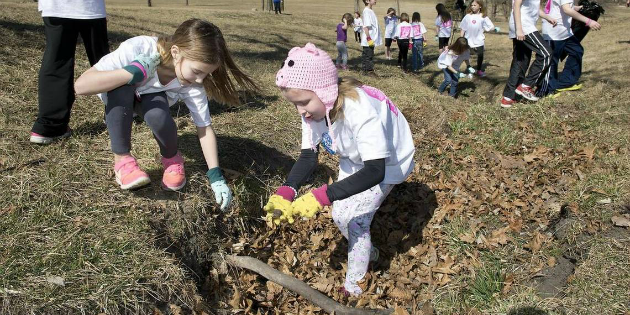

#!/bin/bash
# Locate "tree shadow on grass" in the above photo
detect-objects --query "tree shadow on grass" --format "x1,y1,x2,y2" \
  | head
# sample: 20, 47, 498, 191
327, 181, 438, 274
508, 306, 549, 315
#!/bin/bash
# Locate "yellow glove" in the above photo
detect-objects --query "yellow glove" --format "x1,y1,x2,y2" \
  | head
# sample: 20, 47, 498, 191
292, 192, 323, 218
264, 195, 295, 224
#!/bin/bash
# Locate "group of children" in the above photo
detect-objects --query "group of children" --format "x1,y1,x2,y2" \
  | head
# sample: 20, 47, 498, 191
32, 0, 602, 302
333, 0, 498, 98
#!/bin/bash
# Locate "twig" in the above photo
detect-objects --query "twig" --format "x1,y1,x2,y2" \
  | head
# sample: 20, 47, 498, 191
225, 255, 393, 315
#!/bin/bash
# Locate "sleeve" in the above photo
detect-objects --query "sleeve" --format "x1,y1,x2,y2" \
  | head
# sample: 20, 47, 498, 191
326, 158, 385, 202
437, 51, 454, 68
483, 16, 495, 31
421, 23, 428, 34
346, 97, 389, 161
435, 16, 441, 27
462, 50, 471, 61
182, 87, 212, 127
94, 36, 153, 72
363, 11, 374, 29
284, 149, 319, 190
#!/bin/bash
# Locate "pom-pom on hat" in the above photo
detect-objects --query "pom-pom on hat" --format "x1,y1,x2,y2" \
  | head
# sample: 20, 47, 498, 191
276, 43, 339, 151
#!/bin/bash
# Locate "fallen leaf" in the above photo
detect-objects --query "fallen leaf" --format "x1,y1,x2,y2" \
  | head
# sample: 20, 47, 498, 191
46, 276, 65, 287
597, 198, 612, 204
527, 232, 546, 253
502, 274, 514, 295
169, 304, 182, 315
229, 287, 241, 309
611, 215, 630, 227
394, 306, 411, 315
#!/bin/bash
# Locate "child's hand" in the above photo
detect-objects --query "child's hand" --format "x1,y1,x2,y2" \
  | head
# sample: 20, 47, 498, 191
547, 18, 558, 27
467, 66, 476, 74
367, 36, 375, 47
458, 72, 467, 79
494, 26, 501, 33
123, 53, 160, 85
516, 29, 525, 41
207, 167, 232, 211
292, 185, 330, 218
264, 195, 295, 224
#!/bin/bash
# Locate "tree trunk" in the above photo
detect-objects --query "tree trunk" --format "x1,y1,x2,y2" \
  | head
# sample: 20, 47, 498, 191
185, 0, 188, 5
147, 0, 152, 7
396, 0, 400, 15
354, 0, 360, 13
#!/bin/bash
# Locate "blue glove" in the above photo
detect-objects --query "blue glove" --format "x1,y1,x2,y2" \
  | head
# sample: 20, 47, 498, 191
207, 167, 232, 211
494, 26, 501, 33
467, 67, 476, 74
434, 36, 439, 42
458, 72, 466, 79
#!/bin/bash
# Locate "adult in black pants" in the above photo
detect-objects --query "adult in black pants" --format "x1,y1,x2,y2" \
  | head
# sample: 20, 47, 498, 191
30, 0, 109, 144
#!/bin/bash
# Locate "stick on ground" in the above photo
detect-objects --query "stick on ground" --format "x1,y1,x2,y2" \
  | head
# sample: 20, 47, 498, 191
225, 255, 393, 315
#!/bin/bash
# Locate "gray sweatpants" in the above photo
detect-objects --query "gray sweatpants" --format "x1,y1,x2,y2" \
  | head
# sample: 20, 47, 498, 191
105, 85, 178, 158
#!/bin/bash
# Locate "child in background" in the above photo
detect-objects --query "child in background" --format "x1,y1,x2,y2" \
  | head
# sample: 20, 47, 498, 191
500, 0, 552, 107
74, 19, 257, 211
336, 13, 354, 70
460, 0, 496, 77
394, 13, 414, 72
361, 0, 381, 74
353, 11, 363, 42
437, 37, 470, 97
384, 8, 398, 59
267, 43, 415, 296
435, 3, 453, 52
539, 0, 601, 97
410, 12, 428, 72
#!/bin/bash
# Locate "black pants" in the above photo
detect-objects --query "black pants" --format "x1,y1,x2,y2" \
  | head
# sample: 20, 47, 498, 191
354, 31, 361, 42
470, 45, 484, 71
273, 2, 281, 14
397, 39, 410, 70
502, 32, 552, 99
362, 46, 375, 72
32, 17, 109, 137
438, 37, 449, 50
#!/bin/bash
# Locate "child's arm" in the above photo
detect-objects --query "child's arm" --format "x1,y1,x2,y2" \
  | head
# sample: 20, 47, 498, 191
197, 125, 232, 211
342, 18, 349, 30
75, 67, 132, 95
561, 4, 601, 29
539, 8, 558, 26
513, 0, 525, 40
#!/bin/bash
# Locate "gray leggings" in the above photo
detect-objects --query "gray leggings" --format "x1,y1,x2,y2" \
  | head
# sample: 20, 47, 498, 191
105, 85, 178, 158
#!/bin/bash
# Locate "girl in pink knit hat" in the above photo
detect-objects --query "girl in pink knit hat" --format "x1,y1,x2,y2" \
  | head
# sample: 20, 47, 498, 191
265, 43, 415, 296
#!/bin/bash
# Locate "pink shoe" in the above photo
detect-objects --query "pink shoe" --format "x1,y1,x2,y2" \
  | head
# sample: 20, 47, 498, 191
161, 152, 186, 191
114, 156, 151, 190
30, 128, 72, 145
477, 70, 486, 77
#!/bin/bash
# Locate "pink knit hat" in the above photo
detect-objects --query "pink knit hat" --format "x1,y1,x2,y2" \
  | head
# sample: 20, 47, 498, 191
276, 43, 339, 151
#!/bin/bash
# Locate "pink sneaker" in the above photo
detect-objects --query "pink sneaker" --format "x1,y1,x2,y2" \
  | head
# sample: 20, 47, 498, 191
114, 156, 151, 190
477, 70, 486, 77
161, 152, 186, 191
30, 128, 72, 145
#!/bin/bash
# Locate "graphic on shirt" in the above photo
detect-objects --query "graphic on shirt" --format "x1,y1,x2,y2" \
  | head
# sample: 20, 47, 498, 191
400, 27, 411, 39
472, 19, 477, 24
360, 85, 399, 116
321, 131, 336, 155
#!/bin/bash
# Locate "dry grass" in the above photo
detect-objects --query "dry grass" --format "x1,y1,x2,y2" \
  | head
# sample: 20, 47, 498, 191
1, 0, 629, 314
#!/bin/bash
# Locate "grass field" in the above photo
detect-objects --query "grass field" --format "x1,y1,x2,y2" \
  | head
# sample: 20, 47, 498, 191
1, 0, 629, 314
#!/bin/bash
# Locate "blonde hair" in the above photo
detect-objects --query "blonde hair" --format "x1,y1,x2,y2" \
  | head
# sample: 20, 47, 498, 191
157, 19, 258, 106
466, 0, 488, 17
330, 77, 363, 122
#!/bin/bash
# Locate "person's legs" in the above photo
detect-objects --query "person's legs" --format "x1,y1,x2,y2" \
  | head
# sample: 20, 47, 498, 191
476, 45, 485, 71
32, 17, 79, 138
400, 40, 409, 71
411, 40, 419, 71
78, 18, 109, 66
385, 38, 392, 59
341, 42, 348, 68
332, 183, 395, 296
362, 46, 369, 72
396, 40, 404, 67
438, 69, 452, 93
365, 46, 375, 72
336, 41, 344, 67
137, 93, 178, 159
449, 71, 459, 97
522, 32, 553, 88
546, 39, 565, 93
417, 39, 424, 68
557, 36, 584, 89
502, 39, 532, 99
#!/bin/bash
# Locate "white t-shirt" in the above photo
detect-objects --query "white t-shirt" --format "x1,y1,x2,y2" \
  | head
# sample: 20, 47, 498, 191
94, 36, 212, 127
411, 22, 428, 39
361, 7, 383, 47
542, 0, 574, 40
460, 13, 495, 48
384, 15, 398, 39
394, 22, 415, 40
301, 87, 415, 184
435, 16, 453, 38
38, 0, 106, 19
437, 49, 471, 70
509, 0, 541, 38
353, 17, 363, 32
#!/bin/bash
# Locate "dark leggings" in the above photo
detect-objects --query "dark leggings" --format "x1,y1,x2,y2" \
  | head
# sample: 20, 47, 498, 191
471, 45, 485, 71
397, 39, 410, 70
105, 85, 178, 158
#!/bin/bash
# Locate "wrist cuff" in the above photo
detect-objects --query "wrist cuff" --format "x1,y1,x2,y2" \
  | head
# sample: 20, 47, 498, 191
275, 186, 297, 201
311, 185, 332, 206
123, 62, 146, 85
206, 167, 225, 184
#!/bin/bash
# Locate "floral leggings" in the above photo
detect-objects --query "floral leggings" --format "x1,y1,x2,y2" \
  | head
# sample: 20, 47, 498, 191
332, 182, 394, 295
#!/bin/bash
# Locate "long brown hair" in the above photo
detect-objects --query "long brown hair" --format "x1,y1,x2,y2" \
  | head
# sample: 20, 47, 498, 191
466, 0, 488, 17
448, 37, 469, 55
330, 77, 363, 122
157, 19, 258, 106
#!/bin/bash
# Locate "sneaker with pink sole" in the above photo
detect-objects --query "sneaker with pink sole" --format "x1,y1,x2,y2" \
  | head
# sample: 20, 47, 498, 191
161, 152, 186, 191
476, 70, 486, 77
30, 128, 72, 145
114, 156, 151, 190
